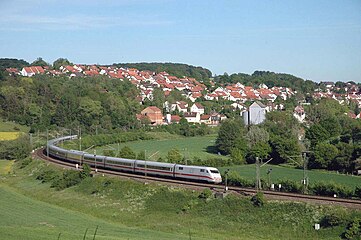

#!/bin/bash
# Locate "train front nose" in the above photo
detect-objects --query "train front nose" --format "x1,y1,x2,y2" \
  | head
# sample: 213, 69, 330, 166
213, 175, 222, 183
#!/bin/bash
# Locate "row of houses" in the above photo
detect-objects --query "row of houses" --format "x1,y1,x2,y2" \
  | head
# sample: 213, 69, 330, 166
6, 64, 296, 105
137, 105, 227, 126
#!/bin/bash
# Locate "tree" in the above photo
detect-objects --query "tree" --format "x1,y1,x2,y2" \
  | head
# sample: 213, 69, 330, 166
216, 119, 246, 155
137, 150, 146, 160
269, 135, 301, 164
245, 126, 271, 163
246, 142, 272, 164
230, 148, 245, 165
310, 143, 339, 169
179, 117, 190, 136
320, 117, 341, 138
167, 148, 183, 163
53, 58, 72, 69
152, 88, 165, 111
118, 146, 136, 159
78, 97, 103, 127
31, 57, 48, 66
305, 124, 330, 147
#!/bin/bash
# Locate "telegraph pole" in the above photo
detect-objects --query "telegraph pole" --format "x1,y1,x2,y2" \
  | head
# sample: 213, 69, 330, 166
46, 129, 49, 157
224, 169, 230, 192
255, 157, 261, 191
79, 127, 82, 151
303, 153, 309, 193
29, 133, 32, 150
145, 150, 147, 178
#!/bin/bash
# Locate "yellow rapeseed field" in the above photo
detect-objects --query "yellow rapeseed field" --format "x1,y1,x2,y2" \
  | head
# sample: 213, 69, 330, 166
0, 132, 21, 141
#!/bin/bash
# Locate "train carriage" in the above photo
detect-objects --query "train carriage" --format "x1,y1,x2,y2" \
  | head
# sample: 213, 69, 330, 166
134, 160, 175, 177
174, 165, 222, 183
83, 153, 105, 168
105, 156, 134, 172
66, 150, 84, 164
48, 146, 68, 161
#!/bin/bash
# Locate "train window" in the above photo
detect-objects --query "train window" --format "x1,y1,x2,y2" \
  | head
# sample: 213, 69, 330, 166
107, 160, 132, 166
137, 164, 171, 171
210, 170, 220, 174
200, 169, 205, 172
178, 167, 183, 170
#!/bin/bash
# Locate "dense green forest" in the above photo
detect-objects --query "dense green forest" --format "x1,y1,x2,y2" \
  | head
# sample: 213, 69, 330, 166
215, 71, 318, 93
113, 62, 212, 83
0, 74, 140, 133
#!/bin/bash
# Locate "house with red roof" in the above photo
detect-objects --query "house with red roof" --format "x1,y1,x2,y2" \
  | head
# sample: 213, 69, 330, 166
190, 103, 205, 115
293, 105, 306, 122
188, 92, 202, 102
184, 112, 200, 123
5, 68, 19, 76
140, 106, 163, 125
21, 66, 45, 77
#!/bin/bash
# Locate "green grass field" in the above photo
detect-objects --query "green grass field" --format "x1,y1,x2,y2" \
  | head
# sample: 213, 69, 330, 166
0, 160, 14, 174
219, 164, 361, 189
0, 159, 354, 240
0, 184, 196, 240
0, 120, 29, 133
94, 134, 227, 160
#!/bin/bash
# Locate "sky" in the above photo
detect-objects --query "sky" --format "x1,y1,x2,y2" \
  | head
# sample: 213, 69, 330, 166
0, 0, 360, 82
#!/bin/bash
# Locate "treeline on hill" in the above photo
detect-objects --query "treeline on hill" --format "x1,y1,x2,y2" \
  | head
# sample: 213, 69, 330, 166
216, 99, 361, 173
113, 62, 212, 83
0, 58, 29, 71
214, 70, 318, 94
0, 74, 141, 133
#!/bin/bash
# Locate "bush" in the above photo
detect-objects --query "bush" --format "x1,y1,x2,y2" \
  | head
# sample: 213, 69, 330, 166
311, 182, 353, 198
19, 157, 32, 169
0, 135, 31, 160
226, 171, 254, 188
277, 179, 303, 193
342, 218, 361, 240
80, 164, 91, 179
251, 192, 265, 207
51, 170, 82, 190
321, 212, 346, 228
354, 186, 361, 199
36, 169, 59, 183
198, 188, 213, 199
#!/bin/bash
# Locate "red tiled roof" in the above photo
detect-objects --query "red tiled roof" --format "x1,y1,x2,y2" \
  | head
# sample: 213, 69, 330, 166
200, 115, 211, 120
194, 103, 204, 109
171, 115, 181, 122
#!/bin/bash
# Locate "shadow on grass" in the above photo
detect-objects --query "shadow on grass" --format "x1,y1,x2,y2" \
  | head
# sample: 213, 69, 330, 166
205, 145, 219, 154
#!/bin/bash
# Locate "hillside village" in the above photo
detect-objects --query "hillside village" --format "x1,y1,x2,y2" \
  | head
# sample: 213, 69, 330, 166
5, 64, 361, 126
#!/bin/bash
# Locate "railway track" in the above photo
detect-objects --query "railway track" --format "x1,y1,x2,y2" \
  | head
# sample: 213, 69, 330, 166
34, 148, 361, 210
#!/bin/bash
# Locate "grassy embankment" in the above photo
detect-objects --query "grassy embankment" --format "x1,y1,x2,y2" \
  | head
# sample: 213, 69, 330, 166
0, 120, 29, 141
0, 158, 360, 240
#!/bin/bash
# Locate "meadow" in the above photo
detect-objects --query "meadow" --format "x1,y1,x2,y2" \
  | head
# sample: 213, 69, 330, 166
0, 132, 21, 141
0, 119, 29, 141
0, 184, 194, 240
93, 134, 227, 160
0, 120, 29, 133
1, 158, 356, 240
219, 164, 361, 189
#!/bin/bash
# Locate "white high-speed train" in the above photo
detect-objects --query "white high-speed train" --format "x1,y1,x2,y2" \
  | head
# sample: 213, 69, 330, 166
46, 135, 223, 184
